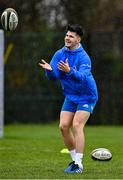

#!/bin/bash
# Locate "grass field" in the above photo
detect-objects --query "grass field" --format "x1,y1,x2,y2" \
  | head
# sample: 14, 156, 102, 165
0, 123, 123, 179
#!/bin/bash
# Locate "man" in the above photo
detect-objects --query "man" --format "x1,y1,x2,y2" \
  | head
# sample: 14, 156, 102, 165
39, 24, 98, 174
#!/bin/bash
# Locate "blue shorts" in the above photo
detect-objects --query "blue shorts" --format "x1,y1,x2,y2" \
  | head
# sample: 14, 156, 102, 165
61, 98, 96, 113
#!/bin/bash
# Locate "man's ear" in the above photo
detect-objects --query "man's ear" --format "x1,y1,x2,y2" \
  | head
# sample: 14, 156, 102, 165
77, 35, 81, 43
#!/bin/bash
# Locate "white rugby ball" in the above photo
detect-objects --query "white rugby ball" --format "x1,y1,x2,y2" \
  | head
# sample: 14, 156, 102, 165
91, 148, 112, 161
1, 8, 18, 31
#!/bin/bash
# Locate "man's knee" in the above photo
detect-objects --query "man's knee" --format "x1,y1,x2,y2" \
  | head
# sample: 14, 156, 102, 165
72, 118, 85, 134
73, 122, 82, 132
73, 111, 90, 132
59, 123, 69, 132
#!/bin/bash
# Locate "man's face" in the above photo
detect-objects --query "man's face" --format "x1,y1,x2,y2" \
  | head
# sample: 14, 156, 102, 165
65, 31, 80, 50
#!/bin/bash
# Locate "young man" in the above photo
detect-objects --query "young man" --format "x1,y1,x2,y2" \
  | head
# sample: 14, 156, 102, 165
39, 24, 98, 174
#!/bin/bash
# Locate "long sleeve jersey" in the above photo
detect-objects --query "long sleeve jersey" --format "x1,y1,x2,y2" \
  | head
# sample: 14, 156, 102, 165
46, 44, 98, 104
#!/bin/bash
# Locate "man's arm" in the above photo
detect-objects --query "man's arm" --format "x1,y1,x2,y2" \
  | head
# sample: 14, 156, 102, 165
39, 59, 52, 71
66, 63, 91, 81
57, 56, 91, 82
39, 59, 58, 80
39, 50, 60, 81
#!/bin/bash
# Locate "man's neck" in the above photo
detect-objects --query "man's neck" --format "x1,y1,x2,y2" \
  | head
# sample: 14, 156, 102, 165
68, 43, 80, 50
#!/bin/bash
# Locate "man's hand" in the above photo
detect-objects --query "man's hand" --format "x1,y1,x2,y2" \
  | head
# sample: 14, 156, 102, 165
57, 59, 70, 73
39, 59, 52, 71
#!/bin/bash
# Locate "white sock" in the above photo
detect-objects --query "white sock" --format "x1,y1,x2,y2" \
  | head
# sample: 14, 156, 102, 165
75, 153, 83, 169
69, 149, 76, 161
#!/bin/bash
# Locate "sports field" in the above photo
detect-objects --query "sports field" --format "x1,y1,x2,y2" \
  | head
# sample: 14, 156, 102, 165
0, 124, 123, 179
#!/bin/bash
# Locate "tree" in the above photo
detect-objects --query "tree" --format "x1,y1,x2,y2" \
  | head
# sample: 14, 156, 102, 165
60, 0, 123, 31
0, 0, 123, 31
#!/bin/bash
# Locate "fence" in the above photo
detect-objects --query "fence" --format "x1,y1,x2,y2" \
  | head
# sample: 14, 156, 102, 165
4, 31, 123, 124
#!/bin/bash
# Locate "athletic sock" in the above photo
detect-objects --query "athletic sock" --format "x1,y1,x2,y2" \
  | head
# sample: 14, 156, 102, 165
69, 149, 76, 161
75, 153, 83, 169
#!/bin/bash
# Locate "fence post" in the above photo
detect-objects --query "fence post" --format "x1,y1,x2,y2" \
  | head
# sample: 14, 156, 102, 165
0, 30, 4, 138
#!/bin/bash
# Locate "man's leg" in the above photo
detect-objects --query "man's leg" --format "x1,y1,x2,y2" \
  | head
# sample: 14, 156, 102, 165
72, 111, 90, 168
59, 111, 75, 150
59, 111, 78, 172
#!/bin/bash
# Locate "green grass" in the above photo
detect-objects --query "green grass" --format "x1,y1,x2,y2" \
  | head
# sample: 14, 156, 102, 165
0, 124, 123, 179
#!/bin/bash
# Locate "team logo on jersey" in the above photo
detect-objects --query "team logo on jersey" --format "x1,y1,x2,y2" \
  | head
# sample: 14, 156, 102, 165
82, 104, 89, 108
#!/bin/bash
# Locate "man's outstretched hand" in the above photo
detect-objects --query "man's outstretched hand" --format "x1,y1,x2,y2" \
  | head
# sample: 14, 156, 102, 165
57, 59, 70, 73
39, 59, 52, 71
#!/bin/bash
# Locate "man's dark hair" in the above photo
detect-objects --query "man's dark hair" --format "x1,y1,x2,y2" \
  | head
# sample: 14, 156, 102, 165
66, 24, 84, 37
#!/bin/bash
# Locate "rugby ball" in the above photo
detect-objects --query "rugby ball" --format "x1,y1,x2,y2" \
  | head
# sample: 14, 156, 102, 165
1, 8, 18, 31
91, 148, 112, 161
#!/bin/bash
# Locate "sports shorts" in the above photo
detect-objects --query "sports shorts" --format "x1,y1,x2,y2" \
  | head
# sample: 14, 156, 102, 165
61, 98, 96, 113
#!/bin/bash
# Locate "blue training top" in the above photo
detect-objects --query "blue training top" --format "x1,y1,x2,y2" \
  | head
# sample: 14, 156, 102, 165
46, 44, 98, 104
